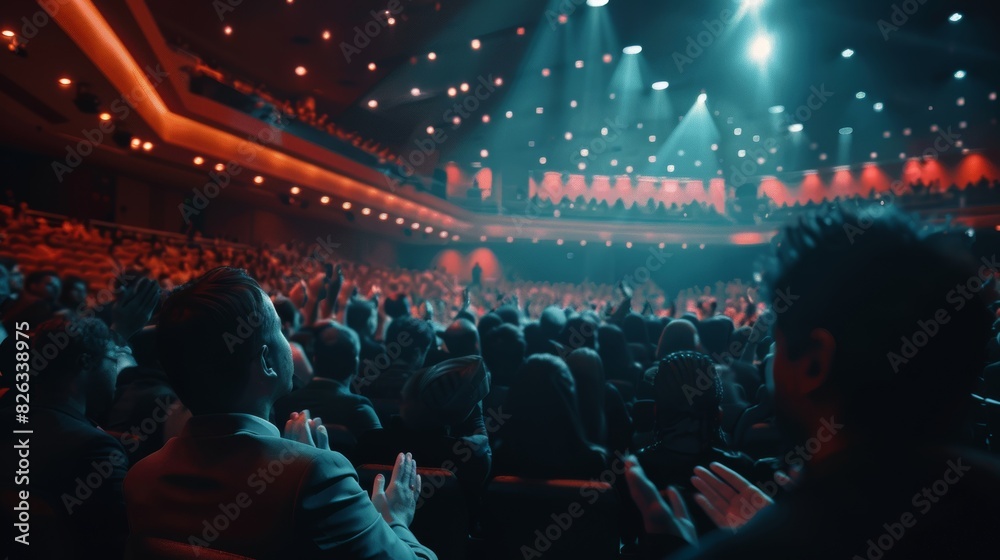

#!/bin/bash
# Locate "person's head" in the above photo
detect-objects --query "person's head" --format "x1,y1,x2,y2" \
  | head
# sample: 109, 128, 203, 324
128, 325, 161, 370
156, 267, 293, 416
765, 206, 993, 445
0, 258, 23, 294
539, 306, 567, 340
477, 312, 503, 342
33, 316, 118, 418
59, 275, 88, 310
482, 323, 526, 386
622, 313, 649, 345
656, 319, 700, 360
385, 315, 435, 369
400, 355, 490, 432
653, 351, 723, 444
560, 315, 598, 351
272, 296, 301, 337
565, 348, 607, 444
597, 324, 632, 372
495, 305, 520, 326
312, 322, 360, 383
384, 293, 412, 320
502, 355, 592, 452
697, 316, 735, 359
442, 318, 479, 357
26, 269, 61, 304
345, 300, 377, 338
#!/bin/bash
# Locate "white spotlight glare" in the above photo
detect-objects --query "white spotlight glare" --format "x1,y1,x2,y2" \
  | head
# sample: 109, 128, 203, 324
622, 45, 642, 55
949, 12, 962, 22
855, 91, 866, 99
768, 105, 785, 114
954, 70, 966, 79
697, 93, 707, 103
651, 81, 669, 90
788, 123, 804, 132
587, 0, 609, 6
841, 48, 854, 58
749, 34, 772, 62
839, 127, 853, 135
873, 102, 884, 112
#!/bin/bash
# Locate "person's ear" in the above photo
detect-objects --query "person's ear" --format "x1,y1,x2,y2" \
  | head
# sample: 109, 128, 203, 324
800, 328, 835, 394
259, 344, 278, 378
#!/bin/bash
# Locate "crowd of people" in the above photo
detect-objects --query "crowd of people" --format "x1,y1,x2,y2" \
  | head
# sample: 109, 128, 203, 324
525, 177, 1000, 225
2, 200, 1000, 559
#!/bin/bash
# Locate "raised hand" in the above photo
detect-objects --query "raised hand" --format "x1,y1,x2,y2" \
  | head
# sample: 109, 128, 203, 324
618, 279, 634, 300
624, 456, 697, 546
690, 462, 774, 531
461, 288, 470, 310
111, 276, 160, 340
283, 410, 329, 451
371, 452, 421, 528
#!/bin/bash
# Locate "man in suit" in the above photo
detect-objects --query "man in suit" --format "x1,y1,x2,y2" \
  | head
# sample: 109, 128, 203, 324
126, 267, 435, 559
274, 321, 381, 440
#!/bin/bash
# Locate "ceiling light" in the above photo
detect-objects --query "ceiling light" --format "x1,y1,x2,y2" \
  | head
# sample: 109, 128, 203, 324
587, 0, 609, 6
471, 39, 481, 50
411, 222, 420, 230
697, 93, 707, 103
379, 213, 388, 220
622, 45, 642, 55
290, 186, 301, 195
368, 62, 377, 71
480, 149, 489, 158
294, 66, 307, 76
193, 156, 204, 165
410, 88, 420, 96
788, 123, 803, 132
361, 208, 371, 215
215, 163, 225, 171
342, 202, 352, 210
253, 175, 264, 184
396, 217, 405, 224
873, 102, 884, 112
425, 226, 434, 234
320, 196, 330, 204
447, 87, 457, 96
949, 12, 962, 22
427, 52, 437, 60
223, 26, 233, 35
460, 83, 469, 92
954, 70, 966, 79
367, 99, 378, 108
841, 48, 854, 58
322, 30, 331, 40
141, 141, 153, 151
131, 138, 142, 149
58, 77, 72, 86
1, 30, 14, 38
99, 112, 111, 121
768, 105, 784, 114
839, 127, 853, 135
652, 81, 669, 90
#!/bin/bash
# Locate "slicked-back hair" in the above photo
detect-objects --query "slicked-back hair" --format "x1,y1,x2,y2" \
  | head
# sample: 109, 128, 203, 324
764, 205, 993, 433
156, 267, 275, 414
312, 322, 360, 382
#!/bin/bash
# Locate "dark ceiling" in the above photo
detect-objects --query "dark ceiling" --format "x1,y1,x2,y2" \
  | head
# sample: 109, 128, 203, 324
24, 0, 1000, 185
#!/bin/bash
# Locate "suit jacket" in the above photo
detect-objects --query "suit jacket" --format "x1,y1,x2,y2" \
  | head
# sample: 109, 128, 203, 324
124, 413, 436, 560
1, 402, 129, 559
273, 378, 381, 438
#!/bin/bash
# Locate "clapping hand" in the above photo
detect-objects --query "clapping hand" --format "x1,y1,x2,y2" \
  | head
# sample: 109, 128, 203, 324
111, 276, 160, 341
284, 410, 329, 451
624, 456, 697, 546
690, 462, 775, 531
371, 452, 421, 528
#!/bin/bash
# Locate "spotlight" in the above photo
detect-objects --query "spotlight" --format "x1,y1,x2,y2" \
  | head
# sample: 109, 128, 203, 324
253, 175, 264, 184
768, 105, 784, 114
410, 87, 420, 96
294, 66, 307, 76
425, 226, 434, 234
873, 102, 884, 112
322, 30, 331, 40
587, 0, 609, 6
949, 12, 962, 22
749, 35, 772, 62
651, 81, 669, 90
193, 156, 204, 165
622, 45, 642, 55
215, 163, 226, 171
342, 201, 352, 210
99, 112, 112, 121
290, 186, 301, 195
841, 48, 854, 58
855, 91, 866, 99
361, 207, 372, 216
379, 213, 388, 220
480, 149, 489, 158
395, 217, 404, 224
368, 62, 377, 71
471, 39, 481, 50
367, 99, 378, 108
788, 123, 803, 132
460, 83, 469, 92
58, 77, 72, 86
427, 52, 437, 60
697, 93, 707, 103
320, 196, 330, 204
141, 141, 153, 151
954, 70, 966, 79
447, 87, 457, 96
839, 127, 853, 135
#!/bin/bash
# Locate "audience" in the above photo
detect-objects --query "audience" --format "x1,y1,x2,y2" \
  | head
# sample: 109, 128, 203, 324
3, 201, 999, 559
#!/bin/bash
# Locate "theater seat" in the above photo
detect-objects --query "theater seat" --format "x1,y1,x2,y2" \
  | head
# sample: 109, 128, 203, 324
356, 464, 469, 560
126, 537, 255, 559
482, 477, 620, 560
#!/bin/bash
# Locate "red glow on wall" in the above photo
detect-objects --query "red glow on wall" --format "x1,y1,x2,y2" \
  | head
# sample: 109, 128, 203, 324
954, 153, 999, 188
433, 248, 502, 282
860, 164, 891, 195
730, 232, 767, 245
